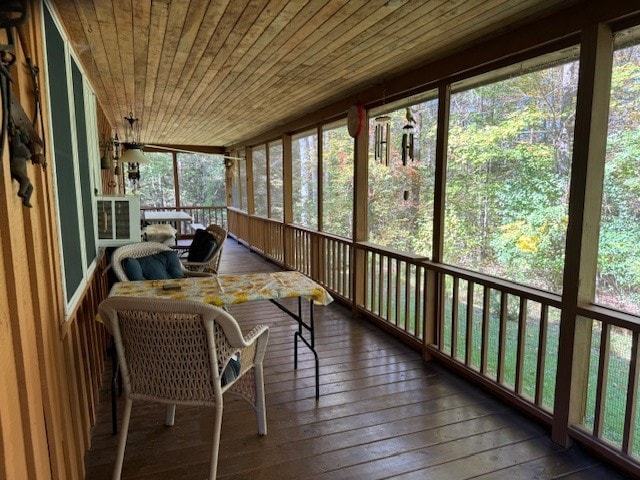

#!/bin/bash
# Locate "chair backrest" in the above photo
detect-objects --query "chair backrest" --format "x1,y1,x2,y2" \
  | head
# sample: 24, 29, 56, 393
98, 296, 247, 406
187, 229, 219, 262
184, 225, 227, 273
205, 224, 227, 272
111, 241, 182, 281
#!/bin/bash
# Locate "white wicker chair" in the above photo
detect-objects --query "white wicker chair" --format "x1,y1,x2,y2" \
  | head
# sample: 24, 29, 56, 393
111, 241, 212, 281
181, 224, 228, 274
98, 296, 269, 480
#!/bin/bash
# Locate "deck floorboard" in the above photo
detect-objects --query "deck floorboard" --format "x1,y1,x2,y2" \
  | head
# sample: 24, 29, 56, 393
84, 240, 629, 479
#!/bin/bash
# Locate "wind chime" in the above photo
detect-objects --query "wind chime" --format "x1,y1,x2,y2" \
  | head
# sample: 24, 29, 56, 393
374, 114, 391, 166
401, 107, 416, 166
402, 107, 417, 200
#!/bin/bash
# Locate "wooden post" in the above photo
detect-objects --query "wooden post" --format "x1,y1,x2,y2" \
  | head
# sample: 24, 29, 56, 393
282, 134, 293, 268
352, 109, 369, 313
552, 22, 613, 446
265, 143, 272, 217
172, 151, 180, 209
245, 148, 255, 246
245, 147, 255, 215
314, 126, 323, 280
425, 84, 450, 358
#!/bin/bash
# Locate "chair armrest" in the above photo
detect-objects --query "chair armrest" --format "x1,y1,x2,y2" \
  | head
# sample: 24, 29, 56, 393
245, 325, 270, 364
181, 260, 207, 268
243, 325, 269, 345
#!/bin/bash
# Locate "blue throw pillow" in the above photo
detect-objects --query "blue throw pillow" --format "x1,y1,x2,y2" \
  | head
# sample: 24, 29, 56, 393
221, 355, 241, 386
122, 251, 185, 280
122, 257, 144, 280
161, 250, 185, 279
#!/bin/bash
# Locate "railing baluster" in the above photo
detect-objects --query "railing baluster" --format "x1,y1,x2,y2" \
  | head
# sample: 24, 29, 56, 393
465, 281, 474, 366
376, 253, 382, 316
497, 292, 508, 384
481, 285, 490, 375
404, 262, 411, 332
535, 304, 549, 407
452, 276, 459, 359
515, 297, 527, 395
622, 331, 639, 454
388, 256, 394, 324
594, 323, 611, 439
411, 265, 420, 340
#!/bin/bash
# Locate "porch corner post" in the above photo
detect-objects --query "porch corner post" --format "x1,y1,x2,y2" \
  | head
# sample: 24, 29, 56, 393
282, 134, 293, 268
552, 22, 613, 447
425, 83, 451, 360
245, 148, 255, 247
352, 108, 369, 316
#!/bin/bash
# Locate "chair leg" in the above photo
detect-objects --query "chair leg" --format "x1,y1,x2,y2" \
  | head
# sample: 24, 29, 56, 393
209, 404, 223, 480
111, 347, 118, 436
255, 363, 267, 435
112, 398, 133, 480
165, 404, 176, 426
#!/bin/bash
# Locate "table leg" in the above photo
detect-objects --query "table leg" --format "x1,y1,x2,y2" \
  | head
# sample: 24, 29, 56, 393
270, 298, 320, 400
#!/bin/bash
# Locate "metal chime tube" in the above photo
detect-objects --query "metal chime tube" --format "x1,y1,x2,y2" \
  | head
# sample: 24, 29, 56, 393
384, 125, 390, 166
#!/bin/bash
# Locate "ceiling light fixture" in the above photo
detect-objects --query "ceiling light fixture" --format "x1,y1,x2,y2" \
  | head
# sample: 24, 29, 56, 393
120, 112, 147, 165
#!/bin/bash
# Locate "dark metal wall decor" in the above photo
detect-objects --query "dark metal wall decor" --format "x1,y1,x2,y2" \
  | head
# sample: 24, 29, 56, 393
10, 91, 45, 207
1, 1, 46, 208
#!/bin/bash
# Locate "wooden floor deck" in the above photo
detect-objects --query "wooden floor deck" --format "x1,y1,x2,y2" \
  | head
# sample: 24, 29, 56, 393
85, 240, 629, 479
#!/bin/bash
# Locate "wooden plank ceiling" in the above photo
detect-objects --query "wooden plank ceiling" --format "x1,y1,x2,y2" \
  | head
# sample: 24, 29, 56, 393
49, 0, 579, 148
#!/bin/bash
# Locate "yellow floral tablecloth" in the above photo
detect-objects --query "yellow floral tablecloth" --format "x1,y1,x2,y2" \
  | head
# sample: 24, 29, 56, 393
108, 271, 333, 307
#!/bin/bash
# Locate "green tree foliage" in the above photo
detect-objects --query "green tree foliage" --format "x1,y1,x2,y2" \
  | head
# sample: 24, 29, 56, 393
252, 146, 268, 217
292, 132, 318, 229
176, 153, 226, 206
137, 152, 225, 208
368, 99, 438, 256
322, 124, 353, 238
137, 152, 176, 207
269, 142, 284, 220
597, 45, 640, 313
445, 62, 578, 292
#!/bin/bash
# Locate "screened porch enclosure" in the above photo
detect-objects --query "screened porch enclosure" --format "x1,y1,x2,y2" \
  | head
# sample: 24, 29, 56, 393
195, 23, 640, 477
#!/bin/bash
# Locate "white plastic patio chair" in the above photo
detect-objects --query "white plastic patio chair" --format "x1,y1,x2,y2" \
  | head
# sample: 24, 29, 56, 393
98, 296, 269, 480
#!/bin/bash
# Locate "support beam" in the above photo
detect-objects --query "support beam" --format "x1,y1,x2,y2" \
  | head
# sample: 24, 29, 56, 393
352, 108, 369, 311
282, 134, 293, 267
552, 22, 613, 446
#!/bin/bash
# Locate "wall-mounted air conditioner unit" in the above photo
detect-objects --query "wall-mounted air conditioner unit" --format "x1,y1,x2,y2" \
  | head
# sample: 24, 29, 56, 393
95, 195, 141, 247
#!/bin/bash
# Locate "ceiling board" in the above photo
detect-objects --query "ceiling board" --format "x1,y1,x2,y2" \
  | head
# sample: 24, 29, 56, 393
49, 0, 585, 147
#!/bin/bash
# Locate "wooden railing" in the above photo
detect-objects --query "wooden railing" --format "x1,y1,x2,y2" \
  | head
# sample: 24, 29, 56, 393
248, 216, 285, 264
225, 211, 640, 475
569, 305, 640, 462
427, 264, 562, 424
355, 242, 428, 345
318, 233, 352, 301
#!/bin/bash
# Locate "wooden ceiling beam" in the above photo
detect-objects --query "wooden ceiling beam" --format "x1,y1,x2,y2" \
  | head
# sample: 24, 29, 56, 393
143, 144, 225, 155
